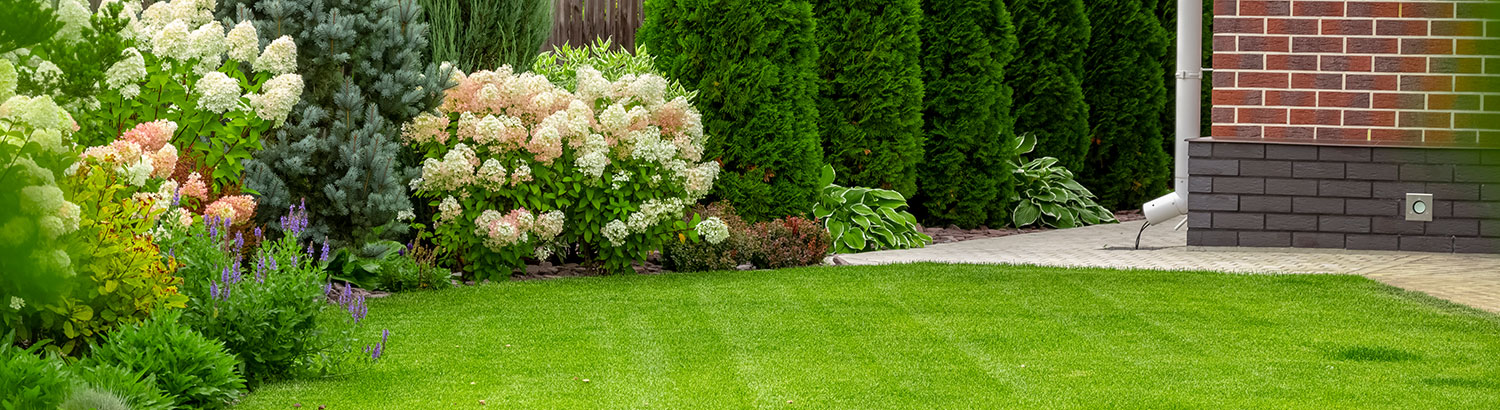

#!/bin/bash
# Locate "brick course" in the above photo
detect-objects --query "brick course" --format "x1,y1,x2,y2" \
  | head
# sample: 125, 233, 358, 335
1213, 0, 1500, 145
1189, 140, 1500, 253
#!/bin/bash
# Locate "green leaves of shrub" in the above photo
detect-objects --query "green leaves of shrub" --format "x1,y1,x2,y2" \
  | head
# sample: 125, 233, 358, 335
814, 165, 931, 253
84, 312, 246, 409
1007, 133, 1116, 228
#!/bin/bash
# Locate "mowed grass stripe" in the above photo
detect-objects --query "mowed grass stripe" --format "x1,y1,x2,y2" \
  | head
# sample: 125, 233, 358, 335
234, 264, 1500, 409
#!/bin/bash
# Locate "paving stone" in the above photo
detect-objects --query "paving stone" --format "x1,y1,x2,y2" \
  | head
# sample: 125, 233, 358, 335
1293, 232, 1346, 248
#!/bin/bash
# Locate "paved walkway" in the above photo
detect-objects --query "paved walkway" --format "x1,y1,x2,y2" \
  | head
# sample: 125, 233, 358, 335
840, 217, 1500, 313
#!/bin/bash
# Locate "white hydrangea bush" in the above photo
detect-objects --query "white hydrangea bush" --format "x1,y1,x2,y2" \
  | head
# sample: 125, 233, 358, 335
84, 0, 304, 191
405, 64, 721, 277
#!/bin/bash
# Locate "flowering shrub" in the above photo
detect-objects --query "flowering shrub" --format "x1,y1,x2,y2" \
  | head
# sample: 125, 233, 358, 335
161, 201, 385, 383
76, 0, 304, 190
0, 68, 82, 332
406, 60, 722, 277
663, 202, 830, 272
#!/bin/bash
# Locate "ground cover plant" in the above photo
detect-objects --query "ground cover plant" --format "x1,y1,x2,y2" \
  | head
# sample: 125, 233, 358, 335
234, 264, 1500, 408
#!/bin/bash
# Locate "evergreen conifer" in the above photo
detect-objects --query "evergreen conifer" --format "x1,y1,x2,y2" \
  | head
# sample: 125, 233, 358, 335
1080, 0, 1172, 209
639, 0, 824, 221
915, 0, 1018, 228
1006, 0, 1090, 171
219, 0, 448, 246
813, 0, 925, 198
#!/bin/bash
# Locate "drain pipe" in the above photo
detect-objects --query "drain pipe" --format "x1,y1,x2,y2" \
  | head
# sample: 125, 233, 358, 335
1142, 0, 1202, 231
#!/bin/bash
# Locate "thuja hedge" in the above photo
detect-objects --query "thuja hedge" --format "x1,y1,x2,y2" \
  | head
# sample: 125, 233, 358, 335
639, 0, 824, 222
915, 0, 1018, 228
1006, 0, 1090, 172
812, 0, 925, 198
1080, 0, 1172, 210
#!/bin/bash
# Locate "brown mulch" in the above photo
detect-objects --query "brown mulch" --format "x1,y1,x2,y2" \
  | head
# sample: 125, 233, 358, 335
921, 210, 1144, 245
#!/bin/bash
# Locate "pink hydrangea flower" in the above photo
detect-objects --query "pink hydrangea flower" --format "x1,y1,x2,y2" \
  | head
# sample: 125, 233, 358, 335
179, 172, 209, 202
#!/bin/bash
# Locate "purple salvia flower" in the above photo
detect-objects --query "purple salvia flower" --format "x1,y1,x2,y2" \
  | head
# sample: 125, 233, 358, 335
235, 232, 244, 250
320, 240, 330, 262
382, 329, 389, 345
172, 190, 181, 206
307, 242, 315, 259
324, 281, 333, 296
209, 281, 219, 300
268, 256, 278, 272
220, 265, 231, 284
253, 226, 262, 238
340, 285, 352, 305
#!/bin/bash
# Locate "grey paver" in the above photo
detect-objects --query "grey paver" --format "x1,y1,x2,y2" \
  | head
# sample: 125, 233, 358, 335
839, 217, 1500, 313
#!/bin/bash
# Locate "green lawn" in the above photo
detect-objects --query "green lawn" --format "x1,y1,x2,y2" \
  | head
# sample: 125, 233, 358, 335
236, 263, 1500, 409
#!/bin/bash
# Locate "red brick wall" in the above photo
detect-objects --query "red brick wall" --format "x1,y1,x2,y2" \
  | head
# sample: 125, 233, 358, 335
1212, 1, 1500, 146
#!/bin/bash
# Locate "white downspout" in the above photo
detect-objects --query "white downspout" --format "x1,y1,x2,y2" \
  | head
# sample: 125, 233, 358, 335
1142, 0, 1202, 227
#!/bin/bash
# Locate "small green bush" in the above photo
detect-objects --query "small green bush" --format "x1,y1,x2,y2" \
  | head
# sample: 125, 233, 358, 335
639, 0, 824, 221
916, 0, 1019, 228
663, 203, 829, 271
0, 334, 74, 409
662, 203, 753, 272
1006, 0, 1092, 171
84, 312, 246, 409
745, 216, 831, 269
813, 0, 925, 197
1008, 134, 1115, 229
68, 363, 173, 410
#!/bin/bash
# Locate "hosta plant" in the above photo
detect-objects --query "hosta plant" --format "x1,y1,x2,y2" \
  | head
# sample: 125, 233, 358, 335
405, 58, 722, 278
814, 165, 930, 253
1008, 133, 1116, 228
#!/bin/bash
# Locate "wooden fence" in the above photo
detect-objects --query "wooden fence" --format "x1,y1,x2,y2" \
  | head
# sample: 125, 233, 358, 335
543, 0, 646, 52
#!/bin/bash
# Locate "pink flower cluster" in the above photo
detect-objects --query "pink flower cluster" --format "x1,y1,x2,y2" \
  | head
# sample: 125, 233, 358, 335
178, 172, 209, 202
80, 120, 181, 184
473, 208, 535, 251
204, 194, 256, 223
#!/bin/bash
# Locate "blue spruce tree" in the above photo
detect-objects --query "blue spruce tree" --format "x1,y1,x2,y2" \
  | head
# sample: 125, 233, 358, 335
219, 0, 447, 247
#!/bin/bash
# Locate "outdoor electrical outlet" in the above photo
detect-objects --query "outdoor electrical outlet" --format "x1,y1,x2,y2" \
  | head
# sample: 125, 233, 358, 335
1406, 193, 1434, 222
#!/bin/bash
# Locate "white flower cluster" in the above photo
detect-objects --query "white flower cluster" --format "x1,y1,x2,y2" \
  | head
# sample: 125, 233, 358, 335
105, 48, 147, 99
255, 36, 297, 76
247, 73, 304, 125
438, 196, 463, 223
533, 210, 565, 241
195, 71, 241, 113
225, 21, 260, 64
602, 219, 629, 247
625, 198, 686, 234
696, 217, 730, 245
422, 143, 478, 192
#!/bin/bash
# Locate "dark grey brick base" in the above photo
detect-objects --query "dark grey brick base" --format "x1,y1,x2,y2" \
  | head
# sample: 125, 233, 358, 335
1188, 139, 1500, 254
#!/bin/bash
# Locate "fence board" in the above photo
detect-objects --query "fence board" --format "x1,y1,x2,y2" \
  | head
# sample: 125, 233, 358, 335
542, 0, 645, 53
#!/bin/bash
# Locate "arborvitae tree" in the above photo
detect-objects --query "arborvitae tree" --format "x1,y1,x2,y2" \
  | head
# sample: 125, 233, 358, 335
639, 0, 823, 221
419, 0, 552, 72
218, 0, 447, 247
1006, 0, 1090, 171
813, 0, 924, 198
915, 0, 1017, 228
1081, 0, 1171, 210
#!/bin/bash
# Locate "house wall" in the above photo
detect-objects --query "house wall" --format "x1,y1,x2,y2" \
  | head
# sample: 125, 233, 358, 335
1211, 0, 1500, 144
1188, 140, 1500, 252
1195, 1, 1500, 253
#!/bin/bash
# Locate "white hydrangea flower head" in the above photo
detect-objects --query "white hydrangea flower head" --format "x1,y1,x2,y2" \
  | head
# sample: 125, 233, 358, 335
195, 71, 241, 113
0, 59, 16, 101
438, 196, 462, 223
187, 21, 226, 73
152, 20, 191, 58
140, 2, 173, 33
32, 61, 62, 88
397, 209, 415, 222
575, 151, 608, 180
476, 158, 507, 189
246, 73, 303, 125
53, 0, 93, 43
225, 21, 259, 64
697, 217, 730, 244
105, 48, 147, 92
30, 128, 65, 154
254, 36, 297, 76
575, 66, 611, 103
602, 219, 629, 247
533, 210, 565, 240
9, 296, 24, 311
20, 185, 65, 216
628, 74, 669, 108
119, 157, 155, 187
169, 0, 213, 26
